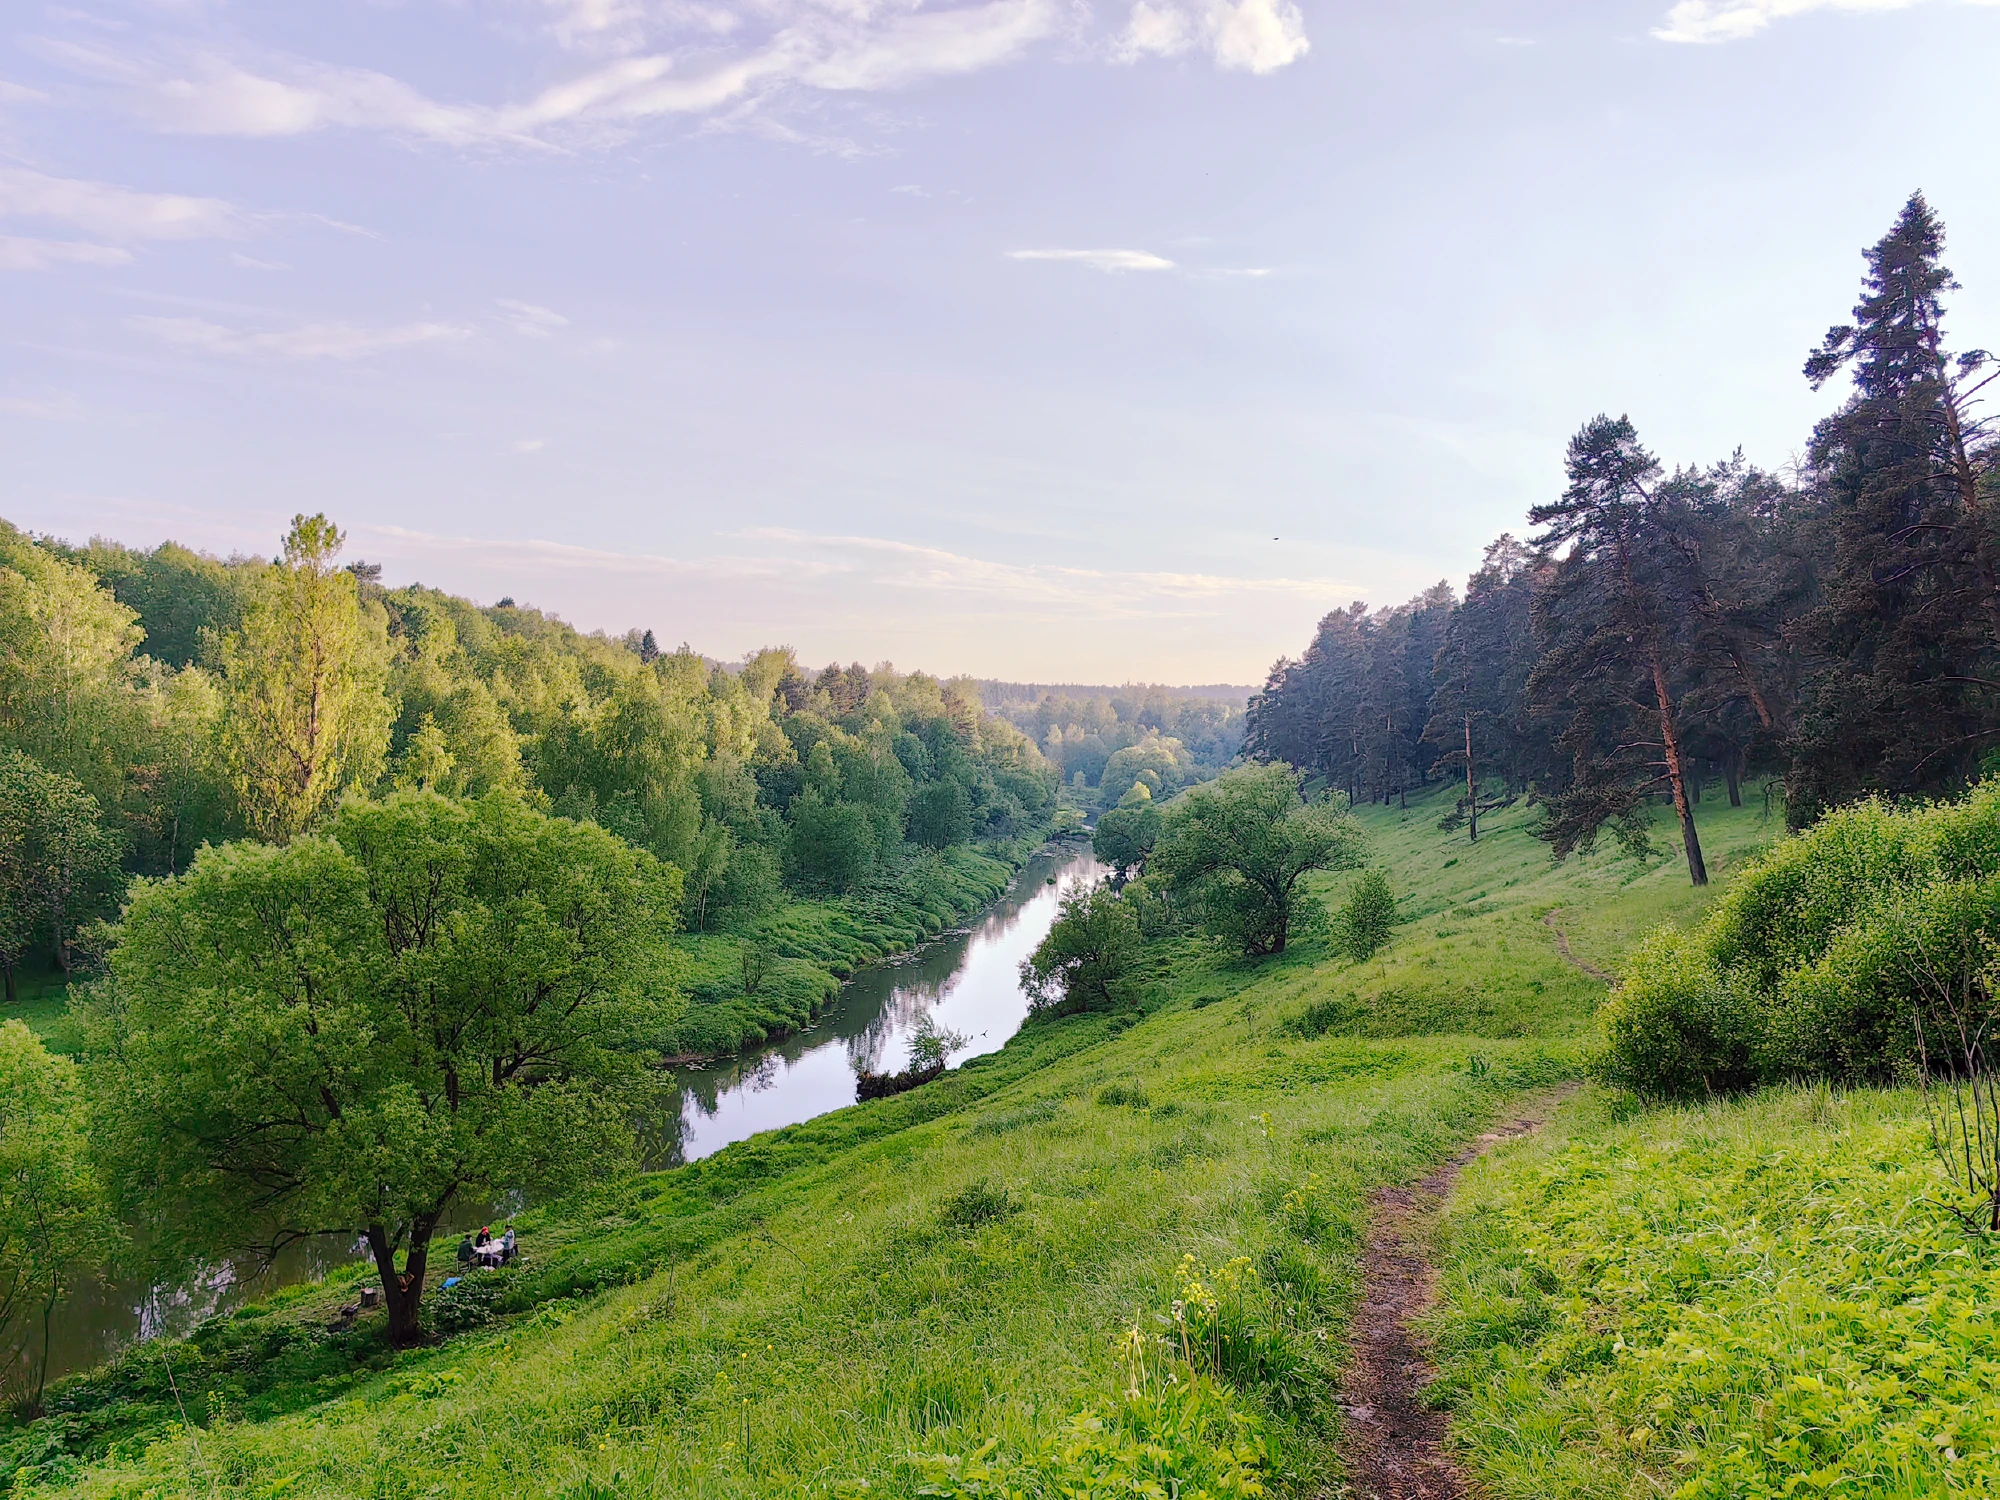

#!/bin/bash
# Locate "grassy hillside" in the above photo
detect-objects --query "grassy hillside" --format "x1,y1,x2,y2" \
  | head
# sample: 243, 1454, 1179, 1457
4, 783, 1787, 1497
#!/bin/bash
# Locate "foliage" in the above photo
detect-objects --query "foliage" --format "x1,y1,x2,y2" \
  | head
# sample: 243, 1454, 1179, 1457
907, 778, 973, 850
83, 790, 683, 1342
1336, 870, 1398, 962
0, 1021, 117, 1415
978, 680, 1247, 795
1152, 763, 1364, 956
1600, 782, 2000, 1096
1092, 803, 1161, 875
216, 515, 394, 841
907, 1013, 972, 1072
1430, 1086, 2000, 1500
1020, 882, 1144, 1017
0, 751, 121, 992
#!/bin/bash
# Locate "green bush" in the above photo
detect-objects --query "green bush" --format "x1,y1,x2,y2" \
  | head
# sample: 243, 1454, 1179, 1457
1336, 870, 1398, 961
1601, 783, 2000, 1097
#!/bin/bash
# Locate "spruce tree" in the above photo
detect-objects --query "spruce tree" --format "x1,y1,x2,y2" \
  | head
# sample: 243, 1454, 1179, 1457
1789, 193, 1999, 818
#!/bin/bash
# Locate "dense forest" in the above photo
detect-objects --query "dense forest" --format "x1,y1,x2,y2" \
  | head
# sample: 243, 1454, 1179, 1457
1248, 193, 1998, 885
976, 680, 1247, 805
0, 513, 1057, 997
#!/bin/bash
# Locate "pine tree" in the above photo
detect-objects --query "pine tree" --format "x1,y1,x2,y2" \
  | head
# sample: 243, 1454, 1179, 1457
1530, 415, 1710, 885
1789, 193, 1999, 817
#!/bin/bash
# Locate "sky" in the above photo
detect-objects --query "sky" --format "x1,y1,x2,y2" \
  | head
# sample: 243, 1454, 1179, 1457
3, 0, 1998, 684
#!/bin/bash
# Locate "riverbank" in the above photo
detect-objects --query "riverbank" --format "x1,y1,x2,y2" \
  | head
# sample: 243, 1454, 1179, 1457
666, 824, 1068, 1061
6, 785, 1778, 1496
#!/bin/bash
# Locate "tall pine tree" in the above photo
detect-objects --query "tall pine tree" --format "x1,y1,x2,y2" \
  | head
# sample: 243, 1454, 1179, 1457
1789, 193, 1999, 818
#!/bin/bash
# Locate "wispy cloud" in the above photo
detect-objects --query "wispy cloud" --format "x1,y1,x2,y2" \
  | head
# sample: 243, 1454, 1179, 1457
40, 0, 1302, 152
0, 235, 131, 271
1114, 0, 1309, 72
1653, 0, 1996, 42
1008, 247, 1175, 272
0, 165, 246, 241
131, 315, 474, 360
496, 298, 569, 337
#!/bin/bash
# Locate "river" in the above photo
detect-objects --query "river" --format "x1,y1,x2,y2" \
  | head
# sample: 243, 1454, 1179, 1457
30, 837, 1105, 1387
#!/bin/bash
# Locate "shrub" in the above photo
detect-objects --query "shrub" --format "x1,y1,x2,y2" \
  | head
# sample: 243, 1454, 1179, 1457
1600, 784, 2000, 1097
1336, 870, 1398, 961
1019, 884, 1143, 1018
938, 1178, 1016, 1229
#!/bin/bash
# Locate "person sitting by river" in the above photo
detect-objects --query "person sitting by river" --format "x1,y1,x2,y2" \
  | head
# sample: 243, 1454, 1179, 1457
456, 1234, 475, 1270
475, 1225, 492, 1248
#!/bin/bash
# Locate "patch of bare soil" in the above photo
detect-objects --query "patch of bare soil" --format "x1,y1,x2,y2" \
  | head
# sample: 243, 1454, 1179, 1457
1543, 909, 1614, 984
1335, 1090, 1576, 1500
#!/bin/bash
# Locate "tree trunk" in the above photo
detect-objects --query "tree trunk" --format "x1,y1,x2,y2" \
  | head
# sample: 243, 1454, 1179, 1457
1725, 750, 1742, 807
366, 1215, 440, 1346
1647, 649, 1708, 886
1464, 716, 1479, 843
2, 961, 14, 1006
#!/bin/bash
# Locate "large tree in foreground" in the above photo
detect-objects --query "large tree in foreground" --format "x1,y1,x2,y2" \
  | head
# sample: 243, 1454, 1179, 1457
85, 791, 683, 1344
1152, 763, 1364, 956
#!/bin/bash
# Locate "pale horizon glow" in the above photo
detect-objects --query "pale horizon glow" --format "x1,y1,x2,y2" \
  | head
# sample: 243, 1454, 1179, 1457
4, 0, 1998, 680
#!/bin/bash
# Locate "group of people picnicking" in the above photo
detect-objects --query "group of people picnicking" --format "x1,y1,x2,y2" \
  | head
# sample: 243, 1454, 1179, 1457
454, 1223, 518, 1272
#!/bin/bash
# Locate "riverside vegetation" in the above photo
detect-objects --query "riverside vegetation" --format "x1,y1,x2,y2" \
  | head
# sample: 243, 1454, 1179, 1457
6, 191, 2000, 1497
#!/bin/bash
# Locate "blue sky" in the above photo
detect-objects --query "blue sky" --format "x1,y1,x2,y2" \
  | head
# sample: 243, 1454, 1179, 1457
3, 0, 1997, 682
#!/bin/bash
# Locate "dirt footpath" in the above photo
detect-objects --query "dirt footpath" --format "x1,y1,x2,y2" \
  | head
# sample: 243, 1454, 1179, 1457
1334, 1090, 1575, 1500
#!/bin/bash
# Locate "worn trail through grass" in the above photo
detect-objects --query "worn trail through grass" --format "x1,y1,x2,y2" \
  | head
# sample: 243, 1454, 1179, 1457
1337, 1086, 1576, 1500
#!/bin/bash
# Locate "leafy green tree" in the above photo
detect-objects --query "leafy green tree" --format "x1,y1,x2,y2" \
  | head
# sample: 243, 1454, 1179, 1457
1092, 804, 1161, 876
0, 521, 145, 806
0, 1020, 118, 1415
1152, 763, 1364, 956
85, 791, 683, 1344
1100, 738, 1188, 806
0, 749, 122, 990
785, 792, 878, 892
218, 516, 393, 841
140, 664, 235, 875
1336, 870, 1398, 962
907, 779, 973, 850
1019, 883, 1143, 1017
74, 537, 249, 671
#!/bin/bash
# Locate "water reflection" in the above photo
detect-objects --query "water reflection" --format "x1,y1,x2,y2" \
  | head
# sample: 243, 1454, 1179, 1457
665, 840, 1104, 1162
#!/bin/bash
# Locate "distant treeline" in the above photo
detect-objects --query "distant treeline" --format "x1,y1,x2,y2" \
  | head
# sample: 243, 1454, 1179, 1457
1248, 194, 1999, 884
0, 515, 1055, 986
977, 681, 1249, 799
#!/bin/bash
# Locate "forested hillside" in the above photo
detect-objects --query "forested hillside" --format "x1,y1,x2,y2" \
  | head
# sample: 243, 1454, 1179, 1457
1250, 192, 1998, 886
0, 513, 1057, 1025
977, 680, 1248, 806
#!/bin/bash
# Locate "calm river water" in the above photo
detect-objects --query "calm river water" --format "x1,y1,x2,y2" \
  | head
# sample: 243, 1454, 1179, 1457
32, 837, 1105, 1386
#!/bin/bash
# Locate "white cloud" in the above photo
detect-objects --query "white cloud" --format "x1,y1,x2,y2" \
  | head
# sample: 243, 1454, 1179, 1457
1008, 247, 1175, 271
0, 165, 246, 240
1115, 0, 1308, 71
43, 0, 1219, 148
0, 235, 132, 271
0, 83, 50, 105
131, 315, 474, 360
1653, 0, 1996, 41
496, 298, 569, 337
229, 251, 289, 270
513, 438, 547, 452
